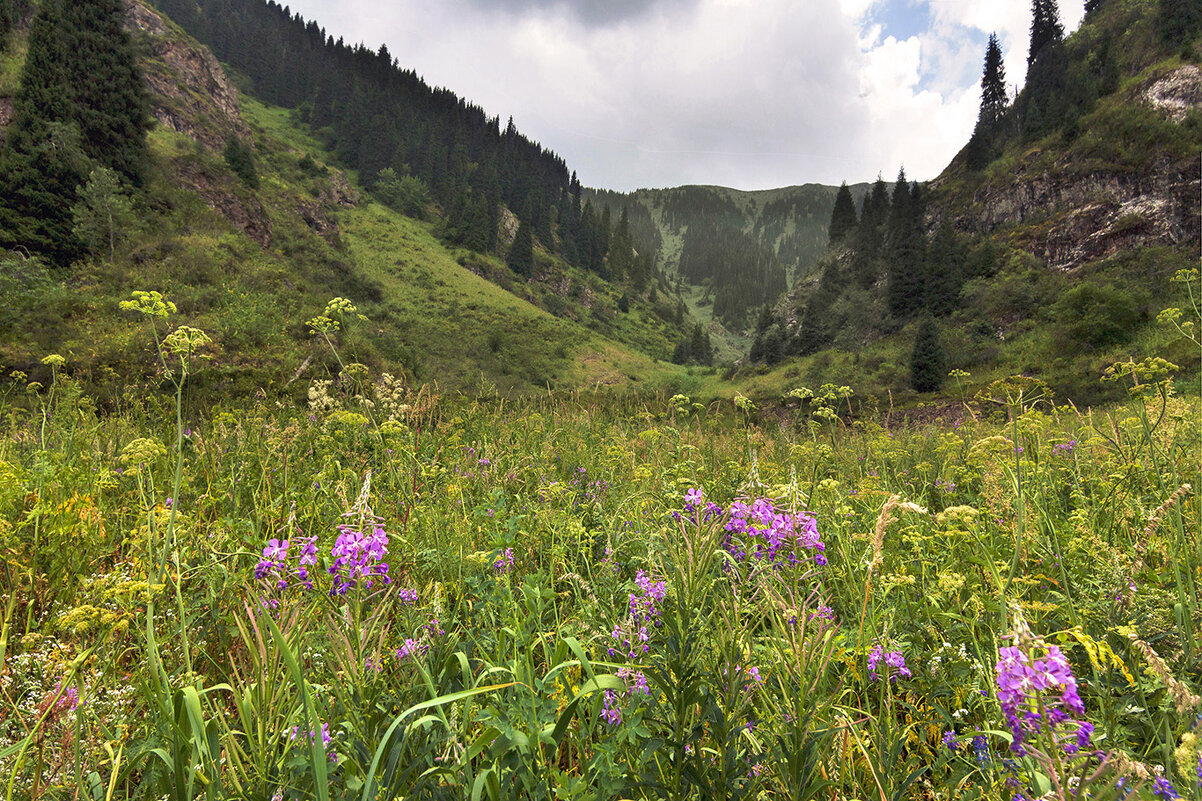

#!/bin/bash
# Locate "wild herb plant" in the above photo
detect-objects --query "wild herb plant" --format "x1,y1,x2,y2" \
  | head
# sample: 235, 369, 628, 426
0, 296, 1198, 800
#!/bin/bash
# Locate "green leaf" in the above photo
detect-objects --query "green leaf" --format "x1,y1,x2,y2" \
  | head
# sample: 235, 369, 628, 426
360, 682, 515, 801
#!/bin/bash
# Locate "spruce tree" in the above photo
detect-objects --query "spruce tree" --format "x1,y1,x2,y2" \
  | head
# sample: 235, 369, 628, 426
1028, 0, 1064, 67
507, 209, 534, 278
923, 220, 963, 317
828, 181, 858, 245
1158, 0, 1202, 47
909, 318, 946, 393
979, 34, 1008, 128
0, 0, 150, 261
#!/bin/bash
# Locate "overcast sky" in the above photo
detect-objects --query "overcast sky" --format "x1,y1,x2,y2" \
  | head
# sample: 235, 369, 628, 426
280, 0, 1084, 191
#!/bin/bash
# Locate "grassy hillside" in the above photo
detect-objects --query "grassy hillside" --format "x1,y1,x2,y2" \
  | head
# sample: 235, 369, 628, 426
741, 0, 1200, 409
588, 183, 869, 360
0, 3, 695, 400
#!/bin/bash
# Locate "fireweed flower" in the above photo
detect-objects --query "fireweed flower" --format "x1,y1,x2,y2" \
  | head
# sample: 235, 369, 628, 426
868, 643, 911, 681
714, 496, 826, 569
610, 570, 668, 660
995, 625, 1092, 757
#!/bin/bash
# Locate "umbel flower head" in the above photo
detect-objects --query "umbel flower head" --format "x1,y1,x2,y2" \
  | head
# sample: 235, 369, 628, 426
119, 290, 176, 318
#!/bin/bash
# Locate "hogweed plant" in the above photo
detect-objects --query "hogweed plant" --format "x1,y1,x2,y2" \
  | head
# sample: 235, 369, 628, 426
1, 308, 1198, 801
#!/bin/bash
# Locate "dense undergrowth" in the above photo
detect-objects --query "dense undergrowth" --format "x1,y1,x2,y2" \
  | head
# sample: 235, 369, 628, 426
0, 293, 1199, 801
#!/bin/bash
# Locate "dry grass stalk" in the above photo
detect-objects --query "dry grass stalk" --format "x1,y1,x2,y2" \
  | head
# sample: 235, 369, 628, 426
1132, 483, 1191, 572
1128, 633, 1201, 715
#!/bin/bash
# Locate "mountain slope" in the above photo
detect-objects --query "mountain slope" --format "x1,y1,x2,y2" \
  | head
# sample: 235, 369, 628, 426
0, 0, 685, 397
742, 0, 1200, 405
587, 183, 869, 360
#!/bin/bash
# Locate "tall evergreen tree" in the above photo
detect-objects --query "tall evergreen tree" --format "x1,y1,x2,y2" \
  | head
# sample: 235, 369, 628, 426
979, 34, 1008, 128
923, 220, 963, 317
507, 206, 534, 278
1158, 0, 1202, 47
828, 181, 858, 245
1028, 0, 1064, 67
0, 0, 26, 49
0, 0, 150, 262
609, 206, 633, 281
1084, 0, 1105, 15
909, 318, 946, 393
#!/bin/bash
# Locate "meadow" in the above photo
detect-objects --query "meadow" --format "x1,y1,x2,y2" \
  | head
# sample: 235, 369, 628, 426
0, 292, 1199, 801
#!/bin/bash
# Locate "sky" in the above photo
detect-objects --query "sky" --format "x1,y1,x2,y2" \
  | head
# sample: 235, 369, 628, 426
280, 0, 1085, 192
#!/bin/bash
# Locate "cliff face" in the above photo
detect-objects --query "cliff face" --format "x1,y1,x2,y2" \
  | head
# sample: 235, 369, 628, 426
932, 64, 1201, 271
125, 0, 250, 149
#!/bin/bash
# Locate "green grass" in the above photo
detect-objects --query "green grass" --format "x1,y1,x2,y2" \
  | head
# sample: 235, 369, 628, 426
1, 344, 1197, 799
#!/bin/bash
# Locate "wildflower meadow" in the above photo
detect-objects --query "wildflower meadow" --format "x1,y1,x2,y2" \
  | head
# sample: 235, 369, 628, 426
0, 292, 1199, 801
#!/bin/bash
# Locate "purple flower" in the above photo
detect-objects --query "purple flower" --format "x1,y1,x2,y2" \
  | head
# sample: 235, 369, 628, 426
396, 638, 427, 661
996, 635, 1092, 754
618, 666, 651, 697
1152, 778, 1180, 800
493, 547, 514, 574
290, 723, 339, 763
601, 690, 622, 725
942, 730, 958, 751
329, 518, 392, 595
972, 735, 990, 765
868, 644, 910, 681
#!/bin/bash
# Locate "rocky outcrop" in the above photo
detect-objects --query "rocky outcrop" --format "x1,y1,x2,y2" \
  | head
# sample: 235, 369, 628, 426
125, 0, 249, 150
958, 158, 1199, 270
0, 97, 13, 146
318, 171, 360, 208
1146, 64, 1202, 122
176, 160, 271, 246
934, 64, 1201, 271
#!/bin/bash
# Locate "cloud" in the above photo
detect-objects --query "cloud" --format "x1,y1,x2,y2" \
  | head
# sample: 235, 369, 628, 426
459, 0, 702, 26
277, 0, 1085, 191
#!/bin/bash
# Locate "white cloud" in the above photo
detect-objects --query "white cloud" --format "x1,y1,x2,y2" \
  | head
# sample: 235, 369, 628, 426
278, 0, 1086, 190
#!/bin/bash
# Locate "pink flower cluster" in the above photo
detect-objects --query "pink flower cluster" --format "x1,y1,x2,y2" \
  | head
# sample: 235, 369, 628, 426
328, 514, 391, 596
995, 643, 1091, 756
716, 492, 826, 568
867, 643, 911, 682
255, 536, 318, 591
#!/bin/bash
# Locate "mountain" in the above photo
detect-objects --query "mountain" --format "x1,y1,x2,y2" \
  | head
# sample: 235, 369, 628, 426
746, 0, 1200, 405
0, 0, 701, 398
586, 183, 869, 360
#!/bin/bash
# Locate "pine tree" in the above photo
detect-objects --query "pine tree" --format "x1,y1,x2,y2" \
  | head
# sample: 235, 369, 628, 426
72, 166, 137, 263
507, 207, 534, 278
1084, 0, 1104, 15
1028, 0, 1064, 67
1158, 0, 1202, 47
828, 181, 858, 245
909, 318, 946, 393
979, 34, 1007, 128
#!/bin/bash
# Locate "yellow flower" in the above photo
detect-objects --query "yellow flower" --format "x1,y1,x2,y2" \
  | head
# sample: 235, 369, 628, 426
119, 290, 176, 318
